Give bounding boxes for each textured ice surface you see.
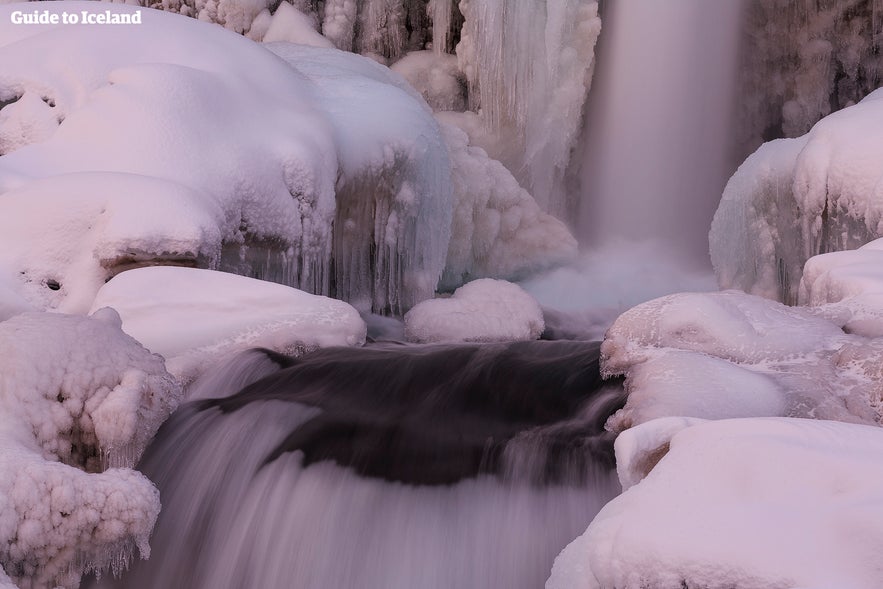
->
[0,311,180,587]
[711,89,883,304]
[404,279,544,343]
[548,417,883,589]
[90,267,366,384]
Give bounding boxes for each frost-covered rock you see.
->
[548,417,883,589]
[0,311,181,588]
[404,279,543,343]
[0,3,452,315]
[602,290,880,432]
[711,89,883,304]
[90,266,366,384]
[439,122,578,289]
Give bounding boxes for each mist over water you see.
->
[579,0,745,269]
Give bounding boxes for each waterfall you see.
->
[579,0,745,267]
[89,342,624,589]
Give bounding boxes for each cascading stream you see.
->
[90,341,624,589]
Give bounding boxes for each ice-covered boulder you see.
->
[0,310,181,588]
[799,239,883,337]
[390,51,466,112]
[404,278,544,343]
[90,266,366,384]
[601,290,880,432]
[0,3,452,315]
[711,88,883,304]
[548,417,883,589]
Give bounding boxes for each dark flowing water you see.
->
[92,340,624,589]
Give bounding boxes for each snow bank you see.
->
[602,290,880,432]
[548,417,883,589]
[90,266,366,384]
[0,311,181,588]
[404,279,543,343]
[711,88,883,304]
[0,3,452,315]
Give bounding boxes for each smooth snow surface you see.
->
[0,3,452,314]
[711,89,883,304]
[404,279,544,343]
[90,267,366,384]
[0,311,180,588]
[602,290,881,432]
[548,417,883,589]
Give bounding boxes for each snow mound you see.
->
[404,279,544,343]
[800,239,883,337]
[439,122,578,289]
[89,266,367,384]
[548,417,883,589]
[602,290,880,432]
[711,88,883,304]
[0,3,452,315]
[0,311,181,588]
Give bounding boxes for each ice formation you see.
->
[404,279,544,343]
[711,88,883,304]
[439,122,578,289]
[90,267,367,384]
[601,290,882,433]
[548,417,883,589]
[0,3,453,314]
[0,311,181,588]
[456,0,601,217]
[390,51,466,112]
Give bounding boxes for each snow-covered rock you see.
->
[0,3,451,315]
[711,88,883,304]
[800,239,883,337]
[601,290,880,432]
[404,279,543,343]
[548,417,883,589]
[390,50,466,112]
[0,311,181,588]
[90,266,366,384]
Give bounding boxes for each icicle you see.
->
[428,0,454,54]
[457,0,601,217]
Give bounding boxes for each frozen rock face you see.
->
[404,279,544,343]
[601,290,881,433]
[90,267,367,384]
[740,0,883,151]
[0,311,181,588]
[548,417,883,589]
[711,89,883,304]
[0,3,452,315]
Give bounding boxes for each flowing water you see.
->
[91,342,624,589]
